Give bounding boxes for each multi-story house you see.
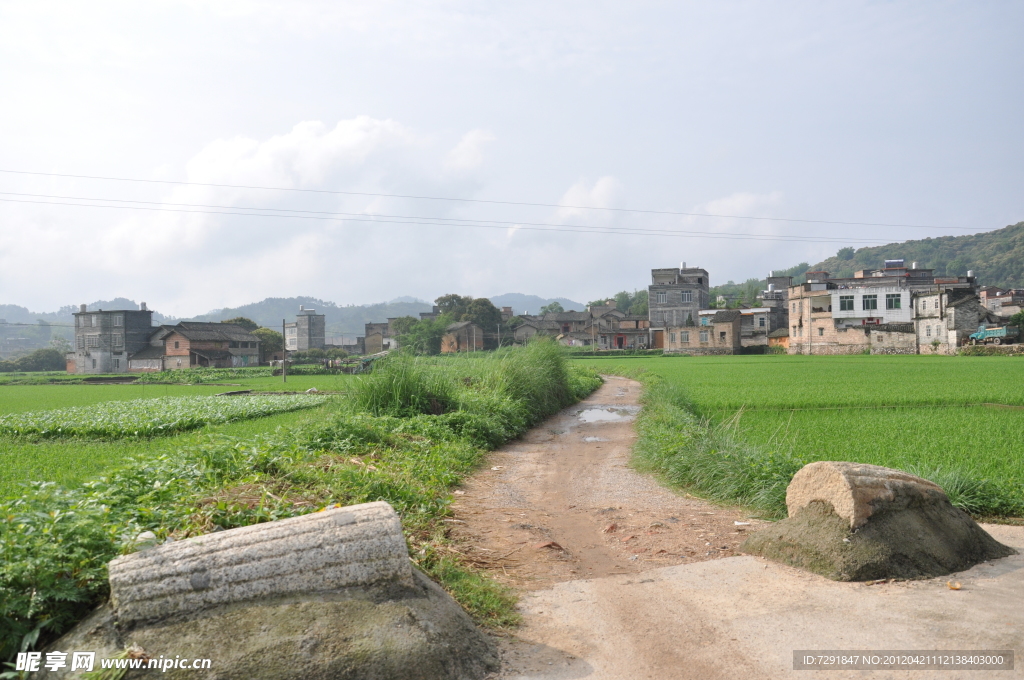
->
[648,264,710,348]
[68,303,154,373]
[285,305,326,351]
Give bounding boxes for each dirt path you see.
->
[448,376,759,588]
[450,375,1024,679]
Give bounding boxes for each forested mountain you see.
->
[712,220,1024,305]
[808,221,1024,286]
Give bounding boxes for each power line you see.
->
[0,196,896,246]
[0,168,969,230]
[0,191,892,244]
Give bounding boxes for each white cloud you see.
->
[444,129,495,171]
[553,176,623,226]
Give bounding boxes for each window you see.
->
[699,330,709,342]
[669,332,676,343]
[719,331,726,341]
[758,316,765,327]
[792,303,796,313]
[656,292,667,304]
[862,295,878,310]
[86,335,100,348]
[839,295,854,311]
[114,334,123,347]
[926,325,932,337]
[114,315,123,327]
[818,327,824,336]
[174,341,180,349]
[113,358,120,369]
[886,293,901,310]
[680,331,689,343]
[680,291,692,303]
[91,359,96,368]
[91,315,98,326]
[700,316,709,326]
[935,300,940,309]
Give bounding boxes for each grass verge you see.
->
[607,364,1024,523]
[0,341,599,663]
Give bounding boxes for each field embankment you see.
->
[0,342,600,662]
[575,355,1024,519]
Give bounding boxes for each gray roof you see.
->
[446,320,481,332]
[129,345,165,360]
[767,328,789,338]
[874,323,915,333]
[541,311,590,321]
[712,310,742,323]
[166,322,259,343]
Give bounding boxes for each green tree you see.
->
[220,317,259,331]
[1009,310,1024,329]
[837,247,855,260]
[539,301,564,315]
[394,316,449,355]
[252,327,283,362]
[434,294,473,317]
[628,290,648,316]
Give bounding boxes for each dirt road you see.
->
[450,376,1024,679]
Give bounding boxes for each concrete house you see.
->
[68,303,154,374]
[785,262,982,355]
[363,321,399,355]
[285,305,326,351]
[648,264,710,349]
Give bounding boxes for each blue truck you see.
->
[969,325,1021,345]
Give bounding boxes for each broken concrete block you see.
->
[109,501,412,625]
[744,463,1016,581]
[785,461,947,529]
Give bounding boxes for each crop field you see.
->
[576,354,1024,515]
[0,394,327,438]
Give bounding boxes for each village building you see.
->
[363,320,399,355]
[512,303,650,349]
[664,310,742,355]
[129,322,260,371]
[285,305,326,351]
[648,264,710,348]
[441,321,485,352]
[767,327,790,350]
[785,262,987,355]
[68,303,155,374]
[980,287,1024,317]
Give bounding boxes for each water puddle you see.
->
[577,405,641,423]
[583,436,608,442]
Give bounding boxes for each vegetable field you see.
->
[576,354,1024,516]
[0,395,328,438]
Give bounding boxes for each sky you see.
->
[1,1,1022,317]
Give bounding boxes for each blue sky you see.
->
[1,1,1021,316]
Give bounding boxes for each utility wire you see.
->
[0,168,969,230]
[0,196,893,245]
[0,191,890,244]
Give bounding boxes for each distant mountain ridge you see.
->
[487,293,586,315]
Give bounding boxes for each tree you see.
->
[1010,310,1024,329]
[628,290,648,316]
[252,327,283,363]
[0,348,66,372]
[221,317,259,331]
[434,294,473,317]
[539,301,564,315]
[837,247,855,261]
[394,316,449,355]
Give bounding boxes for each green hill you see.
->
[810,221,1024,287]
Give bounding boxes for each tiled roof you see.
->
[767,328,789,338]
[168,322,259,342]
[712,310,742,322]
[129,345,165,360]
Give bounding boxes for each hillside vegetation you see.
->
[809,221,1024,286]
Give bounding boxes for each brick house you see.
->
[441,321,485,352]
[135,322,260,370]
[665,310,742,355]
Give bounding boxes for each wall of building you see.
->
[664,321,740,355]
[70,309,153,374]
[649,267,710,330]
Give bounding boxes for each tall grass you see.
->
[1,340,600,662]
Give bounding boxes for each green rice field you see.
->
[576,354,1024,513]
[0,371,352,497]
